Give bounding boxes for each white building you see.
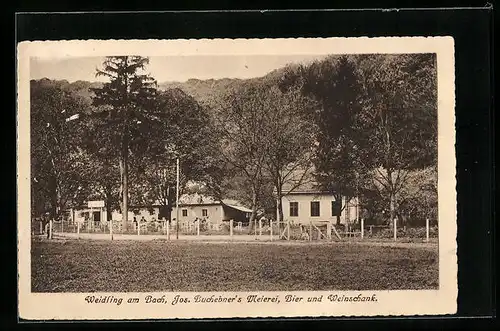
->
[67,194,252,228]
[171,193,252,224]
[280,181,359,226]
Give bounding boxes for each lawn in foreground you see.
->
[31,239,438,292]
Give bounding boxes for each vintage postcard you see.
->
[17,37,456,320]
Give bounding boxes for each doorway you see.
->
[93,211,101,227]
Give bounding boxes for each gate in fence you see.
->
[270,221,343,241]
[301,222,342,241]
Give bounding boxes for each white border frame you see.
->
[17,37,456,319]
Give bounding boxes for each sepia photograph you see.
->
[17,38,456,319]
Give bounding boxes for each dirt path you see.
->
[51,232,437,249]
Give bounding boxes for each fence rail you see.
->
[33,217,438,242]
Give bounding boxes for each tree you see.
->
[261,85,317,224]
[393,166,438,226]
[281,56,368,225]
[130,88,225,222]
[356,53,438,224]
[90,56,157,230]
[280,54,437,225]
[360,166,437,227]
[212,82,272,225]
[79,146,121,223]
[30,80,90,219]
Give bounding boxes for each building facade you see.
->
[68,194,252,228]
[279,172,360,226]
[171,194,252,224]
[171,202,251,224]
[281,192,358,226]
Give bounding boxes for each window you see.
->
[310,201,320,217]
[332,201,341,216]
[202,209,208,217]
[182,209,188,217]
[289,202,298,217]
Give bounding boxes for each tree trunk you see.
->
[389,192,395,226]
[165,206,172,223]
[166,186,172,221]
[105,196,112,225]
[121,56,130,232]
[163,193,173,222]
[276,185,284,223]
[56,183,62,219]
[49,176,58,219]
[335,194,342,225]
[120,136,129,231]
[276,194,284,238]
[123,155,128,231]
[249,189,258,230]
[277,198,283,224]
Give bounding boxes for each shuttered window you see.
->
[289,202,298,217]
[310,201,320,217]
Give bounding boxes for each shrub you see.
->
[146,222,160,233]
[220,222,230,232]
[366,225,439,239]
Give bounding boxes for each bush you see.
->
[146,222,160,233]
[367,225,439,239]
[220,222,230,232]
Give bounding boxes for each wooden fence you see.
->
[38,217,435,243]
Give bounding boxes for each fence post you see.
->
[167,221,170,241]
[270,220,273,241]
[317,226,321,240]
[361,218,364,239]
[327,223,332,240]
[49,219,53,239]
[393,218,397,241]
[309,221,312,241]
[61,219,64,233]
[287,219,290,241]
[259,219,262,237]
[77,221,80,239]
[39,221,43,235]
[197,220,200,237]
[426,218,430,243]
[230,219,233,238]
[137,222,140,236]
[370,225,373,236]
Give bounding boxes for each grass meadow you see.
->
[31,238,438,292]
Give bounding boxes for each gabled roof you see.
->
[178,193,252,212]
[178,193,218,205]
[282,180,326,194]
[222,202,253,213]
[279,167,331,195]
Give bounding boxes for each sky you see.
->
[30,55,327,83]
